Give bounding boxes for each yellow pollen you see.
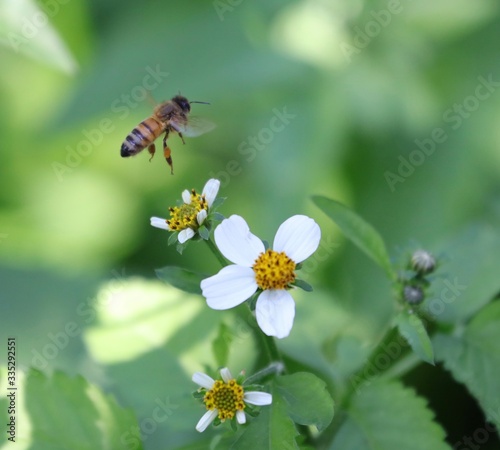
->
[253,249,296,290]
[166,189,208,231]
[203,379,245,421]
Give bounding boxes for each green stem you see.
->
[317,322,404,448]
[244,362,284,385]
[259,329,283,366]
[238,302,283,366]
[341,324,401,408]
[205,237,227,267]
[205,237,284,371]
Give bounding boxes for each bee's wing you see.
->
[170,116,216,138]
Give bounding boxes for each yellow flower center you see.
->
[253,249,296,290]
[167,190,207,231]
[203,379,245,421]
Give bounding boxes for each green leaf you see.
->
[312,196,394,278]
[275,372,334,431]
[433,301,500,430]
[212,322,232,367]
[84,279,210,364]
[212,212,226,222]
[394,312,434,365]
[21,369,142,450]
[156,266,207,294]
[168,231,179,246]
[330,381,451,450]
[0,0,77,74]
[210,197,226,210]
[174,435,233,450]
[231,389,299,450]
[293,279,313,292]
[423,224,500,323]
[198,225,210,240]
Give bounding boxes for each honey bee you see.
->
[120,95,214,173]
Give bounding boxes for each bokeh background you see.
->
[1,0,500,448]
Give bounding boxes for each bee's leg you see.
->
[178,132,186,145]
[148,143,156,162]
[163,132,174,174]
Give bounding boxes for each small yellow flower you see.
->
[151,178,220,243]
[192,368,272,432]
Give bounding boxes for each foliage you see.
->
[1,0,500,448]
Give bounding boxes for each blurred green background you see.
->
[1,0,500,448]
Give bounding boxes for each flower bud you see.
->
[411,250,436,275]
[403,285,424,305]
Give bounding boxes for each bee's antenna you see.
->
[190,100,210,105]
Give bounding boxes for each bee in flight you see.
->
[120,95,214,173]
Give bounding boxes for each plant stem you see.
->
[244,361,284,385]
[341,324,401,408]
[317,322,405,448]
[205,237,227,267]
[205,235,284,371]
[259,329,283,365]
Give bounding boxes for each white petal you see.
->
[202,179,220,207]
[273,215,321,263]
[197,209,207,226]
[150,217,169,231]
[244,391,273,406]
[178,228,195,244]
[255,290,295,339]
[214,215,264,266]
[236,410,246,424]
[201,265,257,310]
[220,367,233,383]
[195,409,218,432]
[192,372,215,390]
[182,189,191,204]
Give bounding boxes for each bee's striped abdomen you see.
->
[121,117,163,157]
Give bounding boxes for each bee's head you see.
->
[172,95,191,113]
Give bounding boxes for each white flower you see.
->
[192,367,272,432]
[411,249,436,274]
[150,178,220,243]
[201,215,321,338]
